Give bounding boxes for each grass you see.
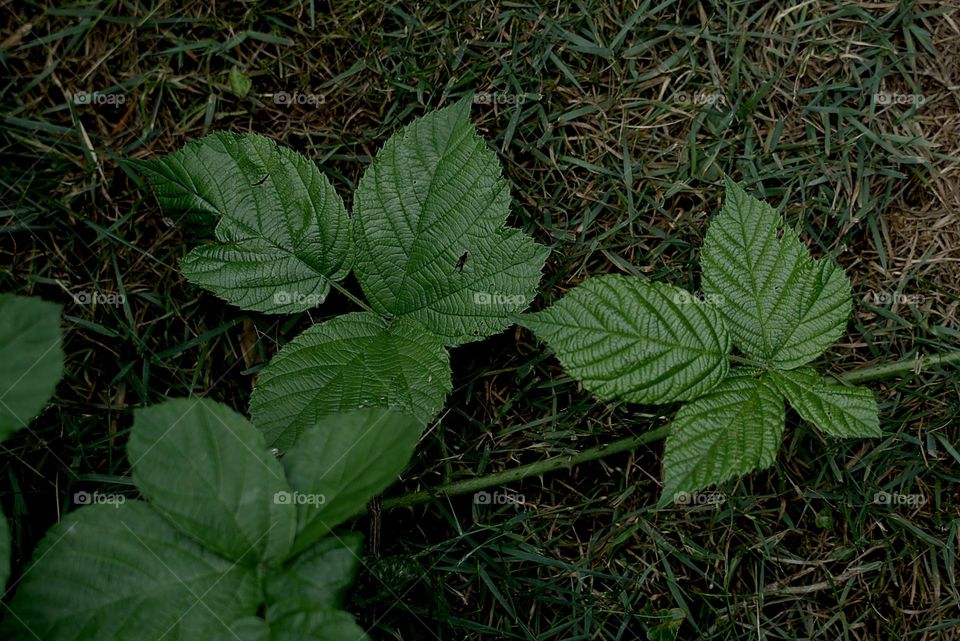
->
[1,0,959,639]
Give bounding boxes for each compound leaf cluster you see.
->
[520,178,880,505]
[2,399,421,641]
[137,96,547,448]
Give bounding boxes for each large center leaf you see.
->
[700,177,852,368]
[519,275,731,404]
[352,95,549,346]
[250,312,451,449]
[132,132,352,314]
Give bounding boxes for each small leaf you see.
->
[265,534,362,610]
[0,294,64,442]
[700,178,851,367]
[229,67,252,98]
[352,95,548,346]
[770,367,881,437]
[133,132,352,314]
[128,398,296,564]
[250,312,451,449]
[660,370,785,505]
[518,275,731,404]
[1,502,260,641]
[279,409,422,556]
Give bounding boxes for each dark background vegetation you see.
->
[1,0,959,639]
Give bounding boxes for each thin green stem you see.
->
[382,426,670,509]
[329,280,373,313]
[837,350,960,384]
[384,349,960,510]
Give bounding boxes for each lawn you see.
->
[1,1,958,639]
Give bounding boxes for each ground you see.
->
[1,1,958,639]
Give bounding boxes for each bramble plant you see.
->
[2,400,422,640]
[0,294,64,590]
[131,95,549,449]
[519,178,881,505]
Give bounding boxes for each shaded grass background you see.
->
[1,0,959,639]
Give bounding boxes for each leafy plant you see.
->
[2,399,423,641]
[519,178,880,505]
[0,294,64,588]
[132,95,548,448]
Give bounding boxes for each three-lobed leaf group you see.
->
[520,177,880,505]
[3,400,421,641]
[133,95,548,449]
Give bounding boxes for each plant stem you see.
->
[837,350,960,384]
[384,349,960,510]
[382,426,670,509]
[329,281,374,313]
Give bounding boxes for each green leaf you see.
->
[266,534,362,610]
[268,607,371,641]
[128,398,296,564]
[518,275,731,404]
[352,95,548,346]
[229,67,252,98]
[279,409,422,556]
[134,132,352,314]
[660,370,785,505]
[2,502,260,641]
[700,178,852,367]
[0,294,64,442]
[250,312,450,449]
[0,510,9,590]
[222,609,371,641]
[770,367,881,437]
